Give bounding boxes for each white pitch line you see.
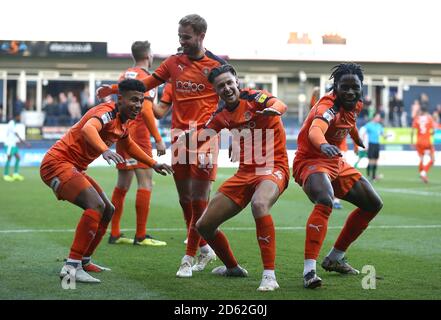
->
[376,187,441,197]
[1,225,441,234]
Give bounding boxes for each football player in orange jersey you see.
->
[411,106,435,183]
[109,41,168,247]
[292,63,383,289]
[40,79,173,283]
[192,65,289,291]
[97,14,224,277]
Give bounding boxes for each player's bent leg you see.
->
[251,180,281,291]
[174,178,197,277]
[302,173,334,288]
[196,192,242,275]
[322,177,383,275]
[110,170,133,242]
[133,168,166,245]
[187,179,212,255]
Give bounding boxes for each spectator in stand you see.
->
[433,104,441,127]
[389,92,404,127]
[420,93,430,112]
[411,99,421,121]
[81,86,93,115]
[58,92,70,125]
[68,94,82,125]
[13,96,25,117]
[43,94,59,126]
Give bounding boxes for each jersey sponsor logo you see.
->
[124,71,139,79]
[176,80,205,92]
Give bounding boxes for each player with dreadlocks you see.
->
[292,62,383,289]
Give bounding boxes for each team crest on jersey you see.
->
[148,89,156,99]
[255,92,268,104]
[124,71,138,79]
[244,111,252,121]
[202,67,210,77]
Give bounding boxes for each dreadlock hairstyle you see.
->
[329,62,364,91]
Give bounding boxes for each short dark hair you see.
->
[330,62,364,91]
[208,64,237,84]
[179,14,207,34]
[131,41,151,61]
[118,79,146,93]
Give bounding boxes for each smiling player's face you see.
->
[213,72,240,107]
[335,74,362,111]
[178,25,204,57]
[118,91,144,121]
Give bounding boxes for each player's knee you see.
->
[90,198,106,214]
[315,196,334,208]
[195,218,213,238]
[372,196,383,213]
[251,199,269,216]
[104,203,115,220]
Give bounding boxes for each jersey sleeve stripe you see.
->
[152,73,166,83]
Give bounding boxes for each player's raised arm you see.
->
[308,118,341,158]
[96,74,165,100]
[81,117,125,165]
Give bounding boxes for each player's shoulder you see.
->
[204,50,227,66]
[89,102,118,124]
[314,93,339,121]
[239,88,272,103]
[120,67,149,81]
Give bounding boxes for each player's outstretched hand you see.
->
[153,163,174,176]
[320,143,342,158]
[255,107,281,116]
[102,149,125,165]
[156,140,167,156]
[96,84,113,100]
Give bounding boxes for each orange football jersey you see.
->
[412,114,434,145]
[205,89,289,175]
[296,92,363,160]
[47,102,128,171]
[149,51,226,130]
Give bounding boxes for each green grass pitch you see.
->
[0,166,440,300]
